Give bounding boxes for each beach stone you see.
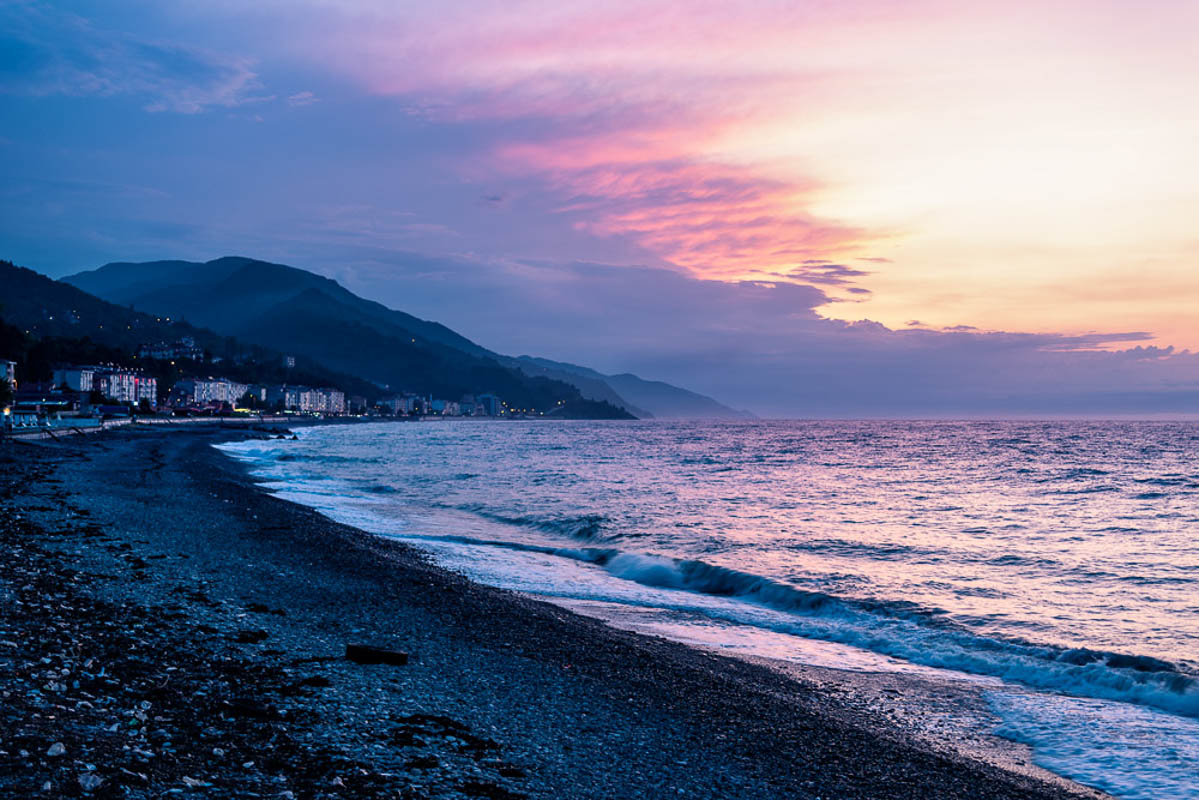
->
[0,425,1111,800]
[78,772,103,791]
[46,741,66,756]
[234,629,270,644]
[345,644,409,666]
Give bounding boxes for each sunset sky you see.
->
[3,0,1199,414]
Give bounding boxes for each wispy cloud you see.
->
[287,90,318,107]
[0,2,263,113]
[233,1,883,285]
[782,263,872,286]
[6,0,1199,404]
[222,0,1199,342]
[527,156,867,280]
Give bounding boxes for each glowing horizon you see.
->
[4,0,1199,413]
[228,0,1199,349]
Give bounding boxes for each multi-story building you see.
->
[53,367,95,392]
[134,375,158,408]
[95,370,137,404]
[325,389,346,415]
[379,393,424,415]
[298,388,321,413]
[174,377,248,406]
[0,360,15,389]
[430,399,461,416]
[52,366,157,408]
[378,395,404,415]
[476,393,503,416]
[267,385,303,411]
[297,387,346,415]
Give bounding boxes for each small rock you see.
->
[345,643,409,666]
[297,675,332,688]
[233,629,270,644]
[47,742,66,757]
[78,773,103,792]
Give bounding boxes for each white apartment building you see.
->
[298,387,346,414]
[52,366,157,407]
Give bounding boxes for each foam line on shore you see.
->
[256,506,1199,723]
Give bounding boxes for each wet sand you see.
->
[0,425,1110,799]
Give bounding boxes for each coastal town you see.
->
[0,336,511,433]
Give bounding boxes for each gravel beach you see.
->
[0,425,1111,799]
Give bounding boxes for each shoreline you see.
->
[1,425,1109,798]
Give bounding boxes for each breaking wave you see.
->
[442,504,612,541]
[397,531,1199,720]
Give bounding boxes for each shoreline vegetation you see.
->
[0,425,1108,799]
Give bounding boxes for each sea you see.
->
[216,420,1199,799]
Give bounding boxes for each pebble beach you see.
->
[0,426,1110,799]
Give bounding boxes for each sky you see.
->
[2,0,1199,416]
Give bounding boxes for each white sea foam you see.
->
[989,692,1199,800]
[214,420,1199,800]
[216,430,1199,718]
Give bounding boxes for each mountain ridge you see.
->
[0,259,383,399]
[61,257,631,417]
[69,256,489,357]
[512,356,754,420]
[64,256,747,418]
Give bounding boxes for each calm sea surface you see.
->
[218,420,1199,799]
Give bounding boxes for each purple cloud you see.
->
[294,249,1199,417]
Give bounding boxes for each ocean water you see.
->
[217,420,1199,798]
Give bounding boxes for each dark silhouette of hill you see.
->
[512,357,755,420]
[62,257,632,417]
[0,259,380,397]
[69,256,489,356]
[500,356,655,418]
[66,255,745,418]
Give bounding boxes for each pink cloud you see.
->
[248,1,898,287]
[483,145,867,277]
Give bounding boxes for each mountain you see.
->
[64,255,746,418]
[500,356,654,418]
[3,259,192,351]
[68,256,490,357]
[513,356,754,420]
[62,257,632,418]
[0,259,381,398]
